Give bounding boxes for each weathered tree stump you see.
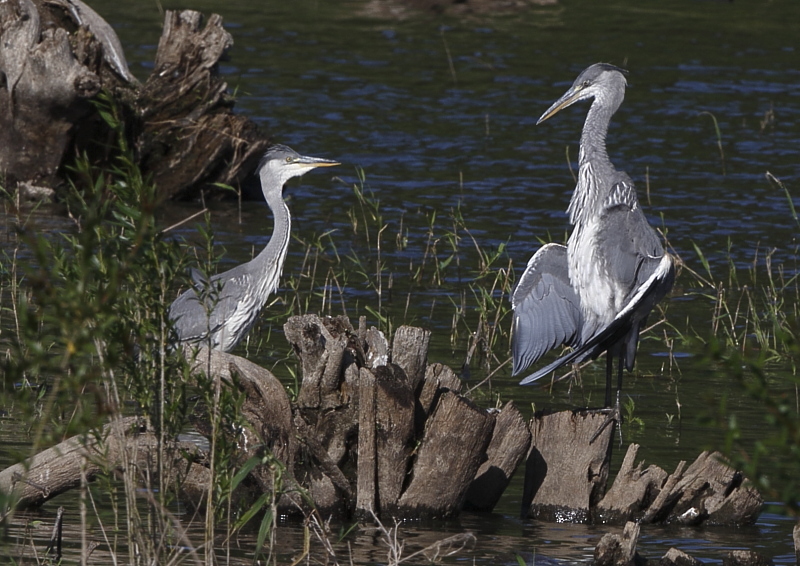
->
[374,364,416,515]
[136,10,270,200]
[397,391,494,517]
[598,444,762,526]
[464,401,531,512]
[0,314,763,530]
[597,443,668,523]
[280,314,531,519]
[390,325,431,392]
[522,410,614,522]
[0,1,270,200]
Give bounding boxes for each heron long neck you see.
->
[567,97,617,227]
[252,188,291,301]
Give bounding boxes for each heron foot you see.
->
[589,403,621,444]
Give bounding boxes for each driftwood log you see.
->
[0,0,269,200]
[0,417,204,508]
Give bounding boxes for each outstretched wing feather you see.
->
[511,243,582,375]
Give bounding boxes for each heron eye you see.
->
[285,156,294,163]
[582,80,591,88]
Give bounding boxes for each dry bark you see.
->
[597,443,668,523]
[522,410,614,523]
[464,401,531,512]
[390,325,431,392]
[397,391,494,517]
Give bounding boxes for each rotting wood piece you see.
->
[662,451,762,526]
[283,314,356,409]
[134,9,272,201]
[596,445,762,527]
[522,410,614,523]
[355,367,377,518]
[593,521,642,566]
[374,363,416,515]
[187,346,296,493]
[597,443,668,523]
[0,0,105,189]
[390,325,431,392]
[464,401,531,512]
[794,522,800,566]
[398,391,494,518]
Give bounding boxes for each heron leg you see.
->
[591,355,623,444]
[604,354,614,408]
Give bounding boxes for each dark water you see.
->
[3,0,800,563]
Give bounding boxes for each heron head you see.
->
[259,144,339,188]
[537,63,628,125]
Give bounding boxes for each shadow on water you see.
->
[2,0,800,563]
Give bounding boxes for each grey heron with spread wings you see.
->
[169,144,339,352]
[511,63,675,415]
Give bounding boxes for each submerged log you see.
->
[0,1,270,200]
[593,521,641,566]
[592,523,712,566]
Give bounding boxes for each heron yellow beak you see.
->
[536,85,586,125]
[296,155,340,169]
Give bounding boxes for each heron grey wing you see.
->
[169,270,243,345]
[597,181,666,299]
[518,253,674,386]
[512,243,583,376]
[169,288,220,344]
